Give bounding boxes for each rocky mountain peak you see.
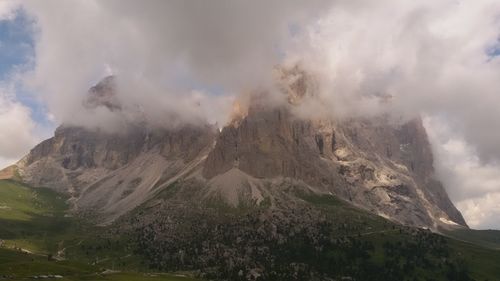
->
[274,65,318,105]
[83,75,121,111]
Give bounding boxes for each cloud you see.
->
[455,193,500,230]
[21,0,332,129]
[0,1,19,21]
[425,115,500,229]
[0,86,39,168]
[288,0,500,163]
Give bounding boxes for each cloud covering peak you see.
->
[21,0,332,129]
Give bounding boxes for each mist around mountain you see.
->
[0,73,499,281]
[7,71,466,229]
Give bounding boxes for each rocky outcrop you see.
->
[83,75,121,111]
[0,165,18,180]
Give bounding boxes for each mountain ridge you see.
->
[2,72,466,230]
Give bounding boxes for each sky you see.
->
[0,2,52,169]
[0,0,500,229]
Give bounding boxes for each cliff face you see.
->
[201,101,466,228]
[4,74,466,228]
[14,77,218,222]
[16,124,216,222]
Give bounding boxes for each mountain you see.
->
[5,71,465,229]
[2,71,498,281]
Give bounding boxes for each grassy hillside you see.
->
[0,247,198,281]
[1,179,500,280]
[0,180,200,280]
[442,227,500,249]
[126,188,500,281]
[299,193,500,281]
[0,179,75,253]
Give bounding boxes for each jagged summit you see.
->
[2,74,466,229]
[274,65,318,105]
[83,75,121,111]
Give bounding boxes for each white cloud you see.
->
[0,1,19,21]
[286,0,500,162]
[455,193,500,230]
[425,116,500,229]
[20,0,332,129]
[0,157,18,169]
[0,87,39,169]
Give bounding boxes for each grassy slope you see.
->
[0,180,199,281]
[300,193,500,281]
[0,247,197,280]
[442,227,500,249]
[448,238,500,280]
[0,179,74,253]
[1,179,500,280]
[438,228,500,280]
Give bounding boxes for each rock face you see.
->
[5,74,466,229]
[17,124,216,222]
[202,100,466,228]
[14,77,218,222]
[83,75,121,111]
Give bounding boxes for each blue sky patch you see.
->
[0,8,35,80]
